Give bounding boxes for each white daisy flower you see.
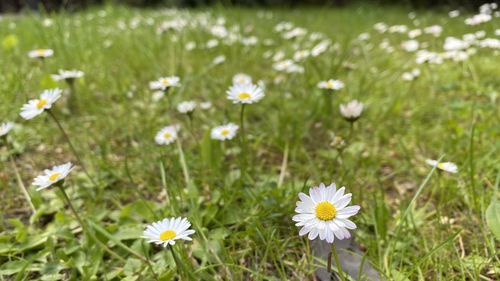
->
[51,69,84,82]
[226,83,264,104]
[0,122,14,137]
[143,217,195,248]
[177,101,197,114]
[155,125,180,145]
[340,100,364,122]
[212,55,226,65]
[425,159,458,174]
[149,76,181,91]
[317,79,345,91]
[20,88,62,120]
[28,48,54,58]
[211,123,239,141]
[232,73,252,85]
[200,102,212,110]
[32,162,74,190]
[152,91,165,102]
[292,183,360,243]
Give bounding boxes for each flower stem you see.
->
[48,110,98,188]
[9,155,36,214]
[331,243,347,281]
[176,137,191,186]
[239,104,247,184]
[169,246,196,280]
[56,184,125,262]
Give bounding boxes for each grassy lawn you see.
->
[0,3,499,280]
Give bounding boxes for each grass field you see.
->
[0,3,499,280]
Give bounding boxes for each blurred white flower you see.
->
[155,125,180,145]
[177,101,197,114]
[51,69,84,82]
[20,88,62,120]
[232,73,252,85]
[28,48,54,58]
[425,159,458,174]
[449,10,460,18]
[212,55,226,65]
[317,79,344,91]
[32,162,73,190]
[401,40,419,52]
[149,76,180,91]
[0,122,14,137]
[340,100,364,122]
[211,123,239,141]
[200,102,212,110]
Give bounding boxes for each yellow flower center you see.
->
[315,201,336,221]
[35,49,45,56]
[49,172,60,181]
[161,79,170,86]
[163,132,172,139]
[36,99,47,109]
[238,92,251,100]
[326,82,334,89]
[159,230,176,241]
[220,129,230,136]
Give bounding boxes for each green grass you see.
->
[0,4,499,280]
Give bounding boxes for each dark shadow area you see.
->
[0,0,494,13]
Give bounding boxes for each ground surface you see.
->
[0,4,499,280]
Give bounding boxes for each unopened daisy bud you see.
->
[155,125,180,145]
[211,123,239,141]
[317,79,344,91]
[293,183,360,243]
[0,122,14,137]
[177,101,197,114]
[143,217,195,248]
[425,159,458,174]
[32,162,74,191]
[28,48,54,59]
[20,88,62,120]
[339,100,364,122]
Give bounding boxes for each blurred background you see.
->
[0,0,495,13]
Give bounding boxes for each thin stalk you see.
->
[331,243,348,281]
[239,104,247,184]
[9,155,36,214]
[175,138,191,186]
[48,110,98,188]
[169,246,196,280]
[56,184,125,262]
[277,142,289,188]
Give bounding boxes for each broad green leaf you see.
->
[486,199,500,239]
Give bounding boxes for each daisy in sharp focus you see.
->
[317,79,345,91]
[28,49,54,59]
[20,88,62,120]
[143,217,195,248]
[226,83,264,104]
[425,159,458,174]
[211,123,239,141]
[155,125,180,145]
[32,162,74,191]
[0,122,14,137]
[293,183,360,243]
[149,76,181,91]
[339,100,364,122]
[51,69,84,82]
